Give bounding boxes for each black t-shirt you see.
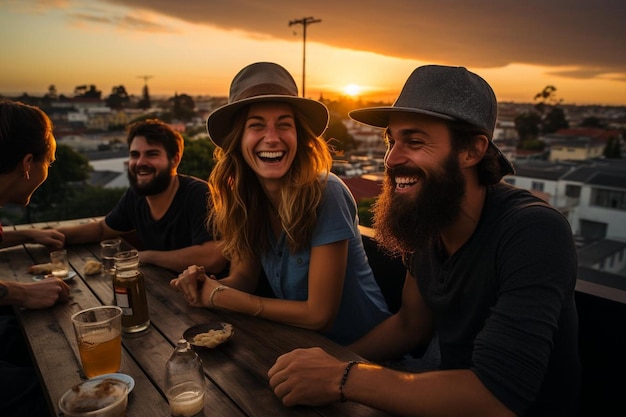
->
[408,182,580,416]
[105,175,212,251]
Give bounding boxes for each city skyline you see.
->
[1,0,625,106]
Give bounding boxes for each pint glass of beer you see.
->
[71,306,123,378]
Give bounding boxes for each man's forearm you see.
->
[343,365,515,417]
[0,281,23,306]
[0,230,29,248]
[57,220,106,244]
[140,243,227,274]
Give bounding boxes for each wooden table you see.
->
[1,220,392,417]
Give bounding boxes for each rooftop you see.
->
[577,239,626,268]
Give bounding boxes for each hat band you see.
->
[233,83,296,101]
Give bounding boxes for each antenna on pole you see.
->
[137,75,153,86]
[288,17,321,98]
[137,76,154,110]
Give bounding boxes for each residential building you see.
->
[504,161,576,209]
[543,128,621,162]
[560,159,626,241]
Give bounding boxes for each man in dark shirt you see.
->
[58,119,227,274]
[268,65,580,416]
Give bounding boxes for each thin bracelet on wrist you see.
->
[208,285,227,308]
[339,360,362,402]
[252,297,264,316]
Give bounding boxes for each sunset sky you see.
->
[1,0,625,105]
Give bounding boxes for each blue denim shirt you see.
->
[260,174,390,345]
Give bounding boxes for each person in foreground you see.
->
[0,99,71,305]
[268,65,580,416]
[0,100,65,250]
[56,119,227,274]
[171,62,390,346]
[0,99,70,416]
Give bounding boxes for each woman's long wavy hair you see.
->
[208,105,332,262]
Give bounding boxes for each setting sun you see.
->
[343,83,362,97]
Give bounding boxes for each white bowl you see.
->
[58,378,128,417]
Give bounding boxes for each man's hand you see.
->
[268,347,346,407]
[1,228,65,249]
[29,228,65,249]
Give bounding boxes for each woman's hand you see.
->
[170,265,220,307]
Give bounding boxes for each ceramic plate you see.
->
[89,373,135,393]
[183,322,234,349]
[32,271,76,282]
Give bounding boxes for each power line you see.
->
[288,17,321,98]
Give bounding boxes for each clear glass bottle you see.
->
[165,339,206,417]
[113,249,150,333]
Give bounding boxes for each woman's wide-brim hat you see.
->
[207,62,329,147]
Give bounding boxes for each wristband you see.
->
[339,360,361,402]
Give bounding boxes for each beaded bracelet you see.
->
[339,360,361,402]
[209,285,227,308]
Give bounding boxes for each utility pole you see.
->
[137,75,153,86]
[137,75,153,110]
[288,17,321,98]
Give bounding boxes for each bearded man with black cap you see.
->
[268,65,580,417]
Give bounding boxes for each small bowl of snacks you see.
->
[183,322,234,349]
[58,377,128,417]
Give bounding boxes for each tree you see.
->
[105,85,130,110]
[137,84,151,110]
[44,85,58,100]
[49,186,127,221]
[168,93,196,121]
[74,84,102,99]
[27,144,92,221]
[543,107,569,134]
[603,136,622,159]
[324,118,358,154]
[514,111,542,148]
[533,85,568,134]
[580,117,604,128]
[357,197,376,227]
[177,137,217,181]
[533,85,561,114]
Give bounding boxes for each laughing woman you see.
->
[171,62,390,346]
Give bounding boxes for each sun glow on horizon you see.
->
[1,5,625,106]
[342,83,362,97]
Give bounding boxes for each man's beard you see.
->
[127,164,173,196]
[372,152,466,256]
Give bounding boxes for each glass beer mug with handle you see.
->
[165,339,206,417]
